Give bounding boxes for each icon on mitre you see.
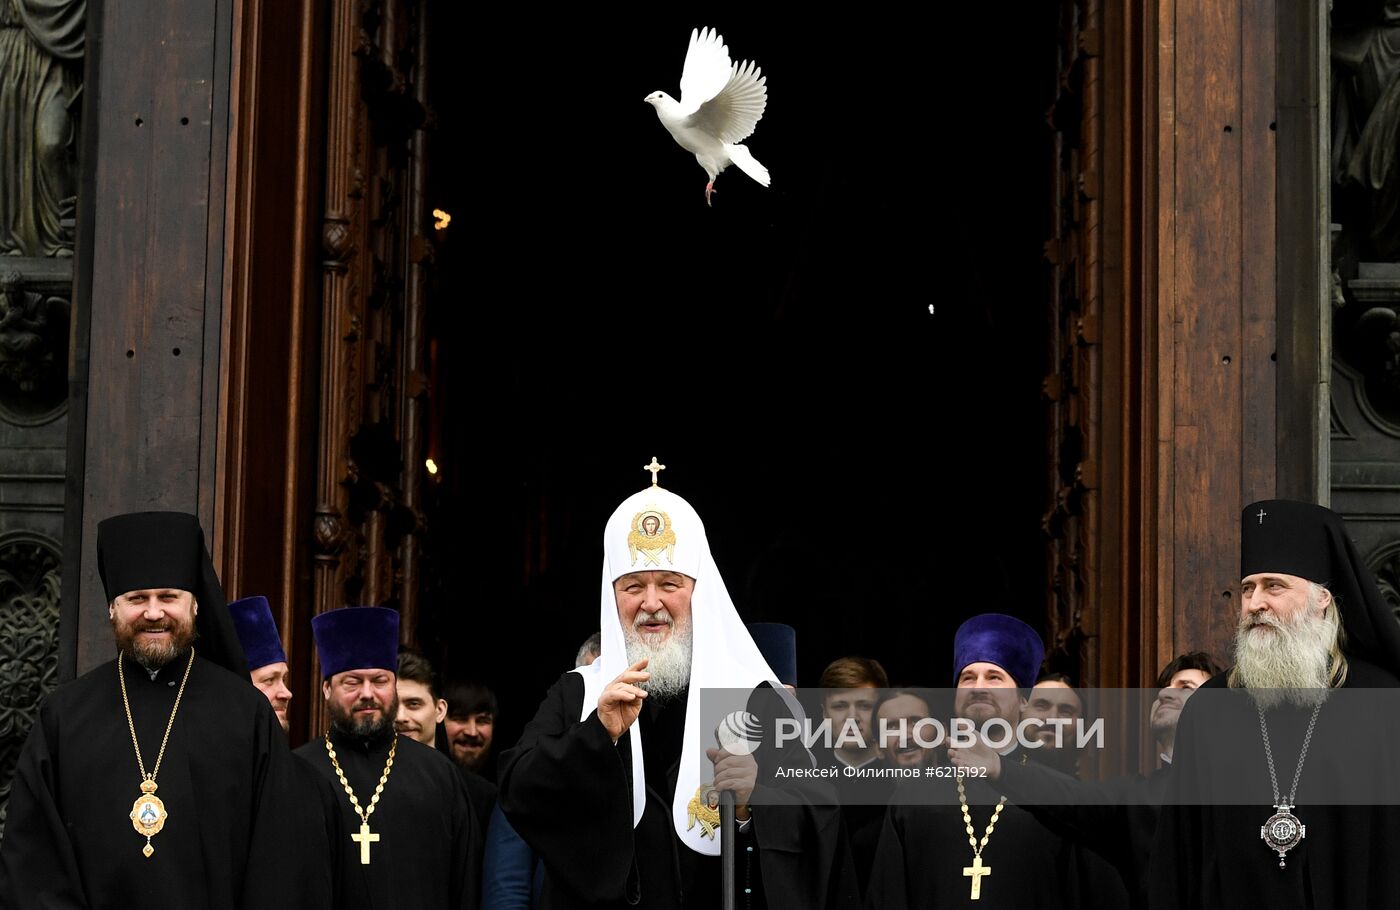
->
[628,508,676,567]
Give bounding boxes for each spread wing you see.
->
[688,58,767,143]
[678,27,733,115]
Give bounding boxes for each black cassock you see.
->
[1149,657,1400,910]
[499,673,857,910]
[0,652,312,910]
[865,767,1130,910]
[295,729,479,910]
[456,766,497,837]
[995,755,1169,910]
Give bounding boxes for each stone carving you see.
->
[1334,3,1400,257]
[1357,304,1400,395]
[0,270,69,423]
[1333,4,1400,419]
[0,533,61,831]
[0,0,86,258]
[1368,541,1400,620]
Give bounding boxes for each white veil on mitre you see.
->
[572,482,779,855]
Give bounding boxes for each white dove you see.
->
[644,27,770,206]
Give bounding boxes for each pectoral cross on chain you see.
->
[352,821,380,864]
[963,855,991,900]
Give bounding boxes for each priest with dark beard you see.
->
[499,465,856,909]
[294,605,480,910]
[1149,500,1400,909]
[0,511,307,909]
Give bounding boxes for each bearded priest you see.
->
[294,605,479,909]
[1149,500,1400,909]
[498,462,856,909]
[0,511,307,909]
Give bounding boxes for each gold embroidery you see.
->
[628,507,676,567]
[686,783,721,839]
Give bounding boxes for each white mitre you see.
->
[573,468,779,855]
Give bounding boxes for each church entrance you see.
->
[419,6,1059,748]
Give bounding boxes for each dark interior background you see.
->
[420,6,1060,768]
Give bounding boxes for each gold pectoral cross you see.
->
[963,855,991,900]
[352,821,380,864]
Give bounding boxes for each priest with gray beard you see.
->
[1149,500,1400,910]
[499,465,856,909]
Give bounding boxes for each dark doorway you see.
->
[424,7,1059,758]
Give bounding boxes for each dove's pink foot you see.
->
[705,181,717,207]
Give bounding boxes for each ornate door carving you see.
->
[1045,0,1105,684]
[310,0,432,727]
[1332,1,1400,617]
[0,0,84,831]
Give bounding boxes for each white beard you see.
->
[1233,594,1338,709]
[623,612,692,704]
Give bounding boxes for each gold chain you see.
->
[957,778,1006,858]
[325,733,397,824]
[119,649,195,783]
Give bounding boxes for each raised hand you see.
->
[597,658,650,742]
[947,736,1003,781]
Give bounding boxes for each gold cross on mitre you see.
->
[643,457,666,487]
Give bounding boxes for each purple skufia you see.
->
[952,613,1045,690]
[227,595,287,671]
[312,606,400,678]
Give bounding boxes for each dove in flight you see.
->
[644,27,770,207]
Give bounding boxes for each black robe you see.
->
[865,760,1130,910]
[801,748,898,900]
[1148,657,1400,909]
[499,672,857,910]
[0,652,310,910]
[457,765,498,837]
[996,754,1170,909]
[295,728,480,910]
[293,754,341,910]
